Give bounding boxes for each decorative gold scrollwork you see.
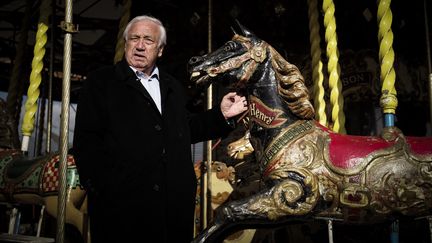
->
[247,168,319,220]
[340,185,369,208]
[274,168,319,215]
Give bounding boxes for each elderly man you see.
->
[73,15,247,242]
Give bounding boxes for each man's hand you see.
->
[220,92,248,119]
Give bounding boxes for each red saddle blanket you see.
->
[325,128,432,169]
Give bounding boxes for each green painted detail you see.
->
[261,120,314,168]
[67,167,81,188]
[18,166,42,190]
[0,156,12,188]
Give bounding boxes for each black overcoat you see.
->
[73,60,232,242]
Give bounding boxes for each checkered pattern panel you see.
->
[42,155,76,193]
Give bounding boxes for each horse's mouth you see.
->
[228,150,237,158]
[190,70,218,85]
[228,149,244,160]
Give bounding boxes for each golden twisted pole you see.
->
[114,0,131,64]
[322,0,346,134]
[21,0,51,152]
[307,0,327,126]
[377,0,397,126]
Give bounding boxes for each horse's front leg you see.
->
[192,189,274,243]
[192,169,320,243]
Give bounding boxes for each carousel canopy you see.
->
[0,0,429,105]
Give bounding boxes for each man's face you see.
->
[124,20,164,75]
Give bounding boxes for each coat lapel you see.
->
[159,71,176,116]
[115,60,161,114]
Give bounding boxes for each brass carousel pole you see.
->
[202,0,214,228]
[57,0,77,241]
[46,1,56,153]
[114,0,131,64]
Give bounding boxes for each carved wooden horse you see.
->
[227,131,254,160]
[188,24,432,242]
[0,99,88,241]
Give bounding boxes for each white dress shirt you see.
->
[130,66,162,113]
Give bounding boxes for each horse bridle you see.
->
[207,35,269,88]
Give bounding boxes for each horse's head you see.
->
[227,131,254,160]
[188,22,315,120]
[188,22,267,91]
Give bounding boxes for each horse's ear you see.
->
[231,26,238,35]
[235,19,255,38]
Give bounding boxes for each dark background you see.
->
[0,0,430,136]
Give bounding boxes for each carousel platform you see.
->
[0,234,54,243]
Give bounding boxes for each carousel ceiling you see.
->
[0,0,430,105]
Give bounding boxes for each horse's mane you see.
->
[268,46,315,119]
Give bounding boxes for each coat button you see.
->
[153,184,160,191]
[154,124,162,131]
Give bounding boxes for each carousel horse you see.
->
[188,23,432,242]
[0,98,88,241]
[227,131,254,160]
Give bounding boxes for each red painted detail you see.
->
[249,96,286,127]
[406,137,432,155]
[347,193,362,202]
[263,158,279,177]
[328,132,396,169]
[327,130,432,169]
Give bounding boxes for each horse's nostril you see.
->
[189,56,201,65]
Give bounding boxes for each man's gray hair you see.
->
[123,15,167,48]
